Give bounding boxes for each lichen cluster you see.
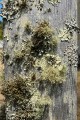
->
[2,0,61,22]
[3,21,66,120]
[31,21,58,57]
[64,42,78,67]
[48,0,61,5]
[2,0,28,21]
[58,27,73,42]
[58,20,78,42]
[34,54,66,83]
[2,75,51,120]
[0,50,3,63]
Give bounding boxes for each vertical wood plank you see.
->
[3,0,77,120]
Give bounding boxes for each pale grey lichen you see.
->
[58,27,73,42]
[64,42,78,67]
[48,0,61,5]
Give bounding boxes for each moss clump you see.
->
[34,54,66,84]
[31,21,58,57]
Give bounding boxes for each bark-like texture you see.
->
[3,0,77,120]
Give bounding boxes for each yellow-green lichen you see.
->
[3,19,67,119]
[0,50,3,63]
[34,54,66,84]
[2,75,51,120]
[31,21,58,57]
[20,17,32,29]
[14,40,32,60]
[14,49,25,60]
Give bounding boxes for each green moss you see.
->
[3,19,67,119]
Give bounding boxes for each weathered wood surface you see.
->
[78,0,80,55]
[3,0,77,120]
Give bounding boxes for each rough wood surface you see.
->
[3,0,77,120]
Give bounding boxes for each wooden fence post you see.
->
[3,0,77,120]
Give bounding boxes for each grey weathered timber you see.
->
[77,0,80,67]
[3,0,77,120]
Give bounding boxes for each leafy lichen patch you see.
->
[34,54,66,84]
[48,0,61,5]
[31,21,58,57]
[2,75,52,120]
[58,27,73,42]
[13,39,32,60]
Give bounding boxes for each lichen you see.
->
[58,27,73,42]
[64,42,78,67]
[3,19,67,119]
[39,0,61,5]
[2,0,27,21]
[2,75,51,120]
[48,0,61,5]
[13,40,32,60]
[14,50,25,60]
[2,0,62,22]
[0,50,3,63]
[31,21,58,57]
[34,54,66,84]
